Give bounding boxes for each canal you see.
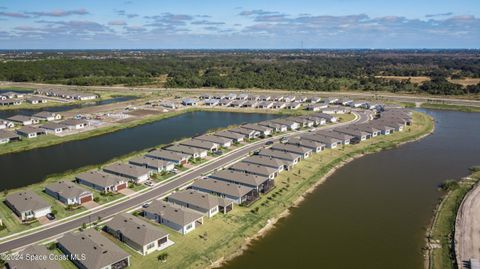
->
[0,95,137,119]
[222,109,480,269]
[0,111,281,191]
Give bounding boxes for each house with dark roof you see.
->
[7,115,36,126]
[32,111,62,121]
[241,155,286,172]
[315,130,353,145]
[270,143,312,159]
[229,127,260,139]
[209,169,274,193]
[0,129,20,144]
[168,189,230,217]
[179,139,219,152]
[300,134,341,149]
[144,200,204,235]
[145,149,189,165]
[76,171,128,193]
[7,245,62,269]
[190,178,257,205]
[58,229,130,269]
[104,213,171,256]
[4,191,51,221]
[257,149,300,166]
[40,122,68,134]
[45,181,93,205]
[214,130,244,143]
[129,156,174,173]
[164,144,208,159]
[241,123,273,137]
[286,138,325,153]
[229,162,278,179]
[16,126,46,138]
[103,163,151,183]
[60,119,88,130]
[195,134,232,148]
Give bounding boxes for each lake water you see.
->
[222,109,480,269]
[0,111,280,191]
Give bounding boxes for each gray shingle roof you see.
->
[7,245,62,269]
[45,181,91,199]
[103,163,150,179]
[58,229,130,269]
[191,178,253,198]
[168,189,220,210]
[144,200,203,226]
[210,169,269,187]
[106,213,168,246]
[5,191,50,213]
[75,171,126,188]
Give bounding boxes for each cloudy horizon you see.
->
[0,0,479,49]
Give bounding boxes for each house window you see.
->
[186,223,193,230]
[146,242,155,250]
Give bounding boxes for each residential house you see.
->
[104,214,171,256]
[16,126,46,138]
[305,104,328,111]
[0,120,14,129]
[286,138,325,153]
[258,95,271,101]
[308,96,322,103]
[5,191,51,221]
[226,93,237,100]
[258,121,288,132]
[214,130,244,143]
[241,123,273,137]
[7,245,62,269]
[369,122,395,135]
[334,127,370,143]
[257,149,300,166]
[286,102,302,110]
[8,115,36,126]
[315,130,353,145]
[195,134,232,148]
[229,100,246,107]
[179,139,219,152]
[60,119,88,130]
[246,95,259,101]
[313,112,338,123]
[300,134,341,149]
[40,122,68,134]
[283,96,296,102]
[103,163,151,183]
[236,93,248,100]
[229,127,260,139]
[45,181,93,205]
[168,189,227,217]
[273,95,284,101]
[354,124,382,137]
[26,96,48,104]
[0,99,22,106]
[76,171,128,193]
[181,98,198,106]
[129,156,174,173]
[210,169,274,193]
[144,200,204,235]
[33,111,62,121]
[164,144,208,159]
[58,229,130,269]
[257,101,274,109]
[190,178,257,205]
[0,129,20,144]
[145,149,189,165]
[203,99,219,106]
[242,155,286,171]
[218,99,233,106]
[270,143,312,159]
[271,119,300,130]
[271,102,286,109]
[229,162,278,179]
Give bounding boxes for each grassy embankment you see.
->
[420,103,480,113]
[426,169,480,269]
[81,111,432,269]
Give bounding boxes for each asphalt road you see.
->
[0,111,369,253]
[455,181,480,268]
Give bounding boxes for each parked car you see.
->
[266,141,274,145]
[46,213,56,220]
[144,181,154,187]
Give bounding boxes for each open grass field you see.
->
[101,111,433,269]
[375,75,431,84]
[426,172,480,269]
[420,103,480,113]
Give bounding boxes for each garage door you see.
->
[80,195,92,203]
[116,183,127,190]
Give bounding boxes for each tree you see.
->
[157,253,169,263]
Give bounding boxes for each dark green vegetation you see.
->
[0,50,479,95]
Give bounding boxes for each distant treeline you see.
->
[0,51,479,95]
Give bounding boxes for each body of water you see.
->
[222,109,480,269]
[0,111,280,191]
[0,95,136,119]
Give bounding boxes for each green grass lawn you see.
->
[427,172,480,269]
[421,103,480,113]
[103,111,434,269]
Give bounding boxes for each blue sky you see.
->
[0,0,479,49]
